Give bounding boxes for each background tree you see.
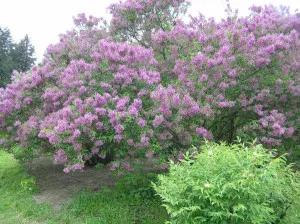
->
[11,34,36,73]
[0,27,36,87]
[0,27,14,87]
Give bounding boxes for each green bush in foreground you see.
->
[153,141,300,224]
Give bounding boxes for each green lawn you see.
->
[0,150,168,224]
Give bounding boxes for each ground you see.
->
[27,156,117,209]
[26,155,161,209]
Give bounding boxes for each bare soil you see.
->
[26,156,160,209]
[26,156,117,209]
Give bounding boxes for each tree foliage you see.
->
[0,27,36,87]
[10,34,36,73]
[0,27,14,87]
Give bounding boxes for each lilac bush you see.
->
[150,5,300,155]
[0,1,299,171]
[0,14,161,171]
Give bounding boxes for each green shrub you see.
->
[115,172,159,200]
[153,141,300,224]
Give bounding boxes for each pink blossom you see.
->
[109,162,120,171]
[122,162,134,171]
[177,152,184,160]
[196,127,213,140]
[54,149,67,163]
[199,74,208,82]
[14,121,21,127]
[98,154,106,159]
[153,115,164,127]
[137,117,147,127]
[145,151,154,159]
[92,148,99,154]
[128,150,136,156]
[72,163,84,171]
[96,140,104,147]
[161,163,169,170]
[73,129,81,137]
[63,167,71,173]
[284,127,295,138]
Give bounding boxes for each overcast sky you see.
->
[0,0,298,63]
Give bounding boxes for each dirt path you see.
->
[26,156,161,209]
[27,156,117,209]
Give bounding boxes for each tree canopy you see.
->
[0,27,36,87]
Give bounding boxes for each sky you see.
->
[0,0,298,63]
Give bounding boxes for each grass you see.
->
[0,149,169,224]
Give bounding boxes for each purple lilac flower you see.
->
[137,118,147,127]
[98,154,106,159]
[14,120,21,127]
[145,151,154,159]
[109,162,120,171]
[177,152,184,160]
[153,115,164,127]
[196,127,213,140]
[54,149,67,163]
[128,150,136,156]
[73,129,81,137]
[199,74,208,82]
[72,163,84,171]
